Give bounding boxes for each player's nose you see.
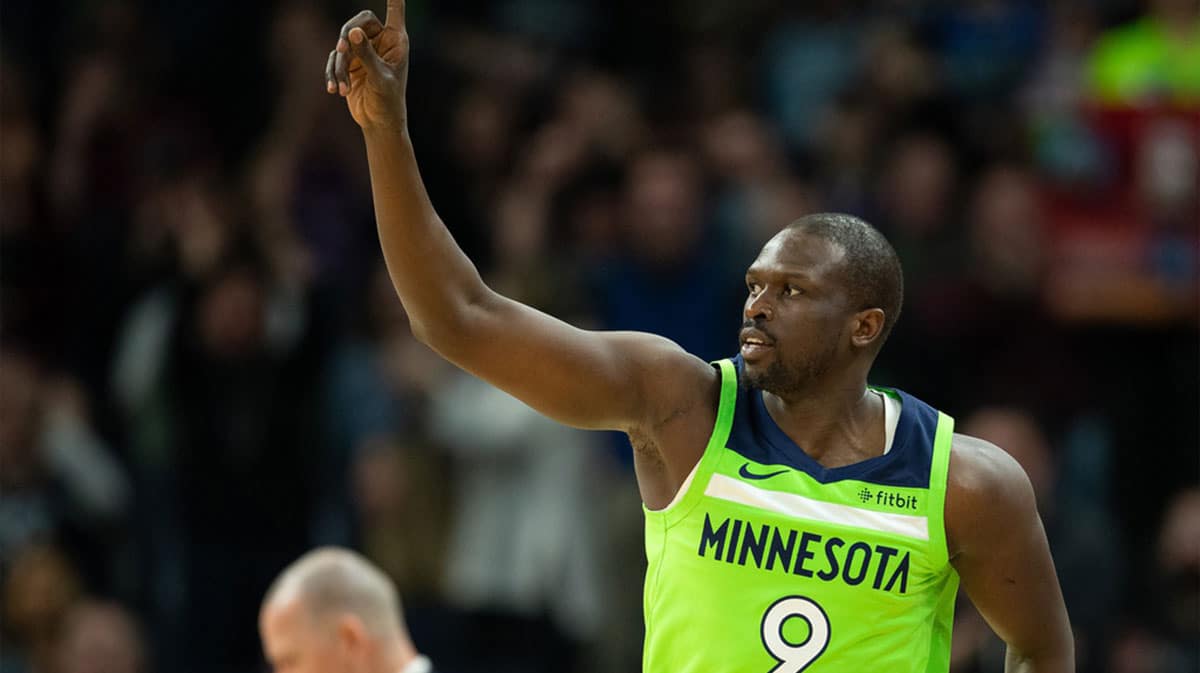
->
[744,291,775,321]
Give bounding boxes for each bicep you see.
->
[424,289,715,432]
[947,438,1074,670]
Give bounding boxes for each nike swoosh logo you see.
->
[738,463,789,481]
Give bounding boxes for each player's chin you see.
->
[741,360,773,390]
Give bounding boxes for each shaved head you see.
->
[263,547,403,638]
[786,213,903,343]
[259,548,418,673]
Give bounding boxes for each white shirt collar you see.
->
[400,655,433,673]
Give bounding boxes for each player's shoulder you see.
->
[944,433,1039,557]
[611,330,716,377]
[947,433,1033,500]
[607,331,718,396]
[605,330,720,423]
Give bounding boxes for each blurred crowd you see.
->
[0,0,1197,672]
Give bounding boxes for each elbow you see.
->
[408,315,459,354]
[407,287,496,354]
[407,315,439,347]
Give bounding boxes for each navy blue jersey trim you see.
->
[725,355,937,488]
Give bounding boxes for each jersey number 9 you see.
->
[761,596,830,672]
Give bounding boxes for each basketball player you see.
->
[322,3,1074,671]
[259,547,433,673]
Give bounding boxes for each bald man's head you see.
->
[263,547,403,637]
[260,548,415,673]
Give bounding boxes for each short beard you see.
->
[742,340,839,399]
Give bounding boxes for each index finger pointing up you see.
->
[385,0,405,29]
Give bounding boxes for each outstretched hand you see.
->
[325,1,410,130]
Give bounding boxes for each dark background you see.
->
[1,1,1197,672]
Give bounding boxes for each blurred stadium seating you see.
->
[0,1,1196,672]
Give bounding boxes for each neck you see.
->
[762,375,884,468]
[378,635,420,673]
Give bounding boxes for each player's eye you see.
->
[747,281,762,294]
[785,285,805,297]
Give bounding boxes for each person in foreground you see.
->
[322,3,1074,671]
[259,547,433,673]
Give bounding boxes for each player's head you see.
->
[740,213,903,397]
[259,547,416,673]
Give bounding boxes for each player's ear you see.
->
[335,614,368,654]
[849,308,885,349]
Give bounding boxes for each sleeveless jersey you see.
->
[643,356,959,673]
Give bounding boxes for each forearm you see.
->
[361,125,490,340]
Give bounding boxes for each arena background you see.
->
[0,0,1197,672]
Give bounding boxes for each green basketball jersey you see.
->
[643,357,959,672]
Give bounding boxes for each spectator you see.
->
[590,148,742,363]
[759,5,864,150]
[113,234,325,672]
[316,263,418,547]
[871,132,960,291]
[905,164,1084,419]
[1087,0,1200,106]
[54,600,146,673]
[1106,488,1200,673]
[0,347,131,584]
[420,185,609,673]
[928,0,1045,100]
[1148,488,1200,669]
[350,436,449,607]
[701,109,818,254]
[0,545,83,673]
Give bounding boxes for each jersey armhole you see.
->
[644,358,738,528]
[927,411,956,568]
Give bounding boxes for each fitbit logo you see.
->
[858,488,919,510]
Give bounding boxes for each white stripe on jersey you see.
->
[704,473,929,541]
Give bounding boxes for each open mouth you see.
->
[739,330,774,360]
[740,341,773,359]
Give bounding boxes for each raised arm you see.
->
[945,435,1075,673]
[322,4,716,440]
